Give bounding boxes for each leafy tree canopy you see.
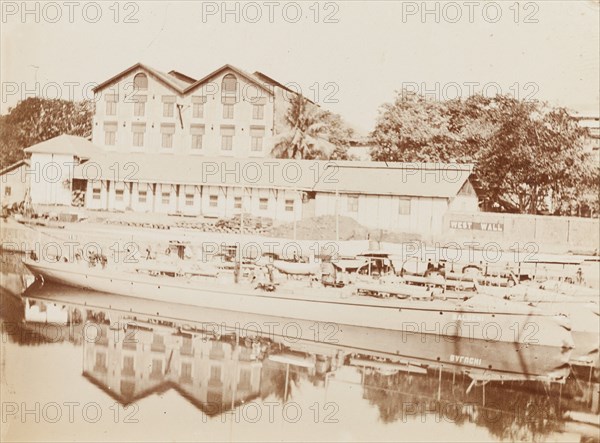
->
[0,97,93,169]
[271,95,354,160]
[371,91,598,215]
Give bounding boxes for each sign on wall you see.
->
[450,220,504,232]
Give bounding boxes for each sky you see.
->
[1,0,599,134]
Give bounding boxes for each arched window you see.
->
[222,74,237,93]
[133,73,148,90]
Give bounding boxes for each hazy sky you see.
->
[1,1,599,133]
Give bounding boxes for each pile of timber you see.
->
[103,215,272,235]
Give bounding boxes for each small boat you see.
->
[271,260,321,276]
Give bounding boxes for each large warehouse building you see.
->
[8,62,480,235]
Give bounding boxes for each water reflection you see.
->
[82,322,264,415]
[1,252,599,442]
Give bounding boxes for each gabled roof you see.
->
[183,64,274,95]
[92,62,189,94]
[92,63,317,103]
[0,159,29,176]
[168,70,196,84]
[253,71,315,105]
[73,153,475,198]
[23,134,101,158]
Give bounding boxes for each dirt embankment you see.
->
[269,215,422,243]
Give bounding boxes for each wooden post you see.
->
[284,363,290,403]
[437,366,442,401]
[335,186,339,242]
[239,186,244,280]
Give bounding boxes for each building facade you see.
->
[20,62,480,235]
[0,160,30,207]
[91,63,300,158]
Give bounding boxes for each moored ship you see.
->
[23,256,575,382]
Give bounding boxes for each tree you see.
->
[370,90,598,215]
[476,99,595,214]
[0,97,94,169]
[320,110,355,160]
[271,94,353,160]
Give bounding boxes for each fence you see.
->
[441,212,600,254]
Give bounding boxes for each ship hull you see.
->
[24,260,574,380]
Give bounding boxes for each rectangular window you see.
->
[4,186,11,197]
[92,182,102,201]
[193,103,204,118]
[285,199,294,212]
[105,131,116,145]
[221,135,233,151]
[238,369,251,389]
[190,124,205,150]
[251,136,263,151]
[185,193,194,206]
[398,198,411,215]
[151,359,163,377]
[191,96,206,118]
[138,190,147,203]
[132,123,145,148]
[95,352,107,371]
[221,126,235,151]
[181,362,192,381]
[162,133,173,148]
[163,102,174,117]
[347,195,359,212]
[223,104,234,119]
[252,104,264,120]
[162,191,170,205]
[106,101,116,116]
[161,124,175,149]
[105,94,117,116]
[122,356,134,375]
[133,96,146,117]
[133,131,144,147]
[104,122,117,146]
[209,195,218,207]
[210,365,221,381]
[134,101,145,117]
[234,196,242,210]
[132,95,147,117]
[250,126,265,152]
[162,96,176,117]
[259,198,268,210]
[191,135,203,150]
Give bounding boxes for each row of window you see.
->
[93,187,411,215]
[117,355,252,388]
[106,97,265,120]
[93,187,295,212]
[104,125,265,151]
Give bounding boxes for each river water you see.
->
[1,252,599,442]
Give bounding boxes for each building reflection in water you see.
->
[75,309,600,442]
[82,322,264,416]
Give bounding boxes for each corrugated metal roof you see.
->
[73,152,473,198]
[23,135,101,158]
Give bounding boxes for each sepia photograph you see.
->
[1,1,599,442]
